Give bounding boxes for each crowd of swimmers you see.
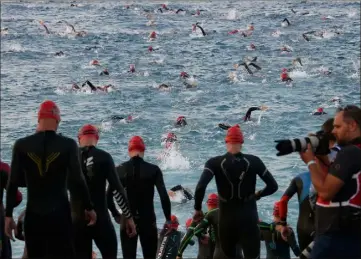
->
[1,1,360,259]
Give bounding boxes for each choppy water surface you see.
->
[1,0,360,257]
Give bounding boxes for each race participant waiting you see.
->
[107,136,172,259]
[259,202,301,259]
[4,100,96,259]
[193,125,278,259]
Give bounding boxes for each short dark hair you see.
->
[337,105,361,129]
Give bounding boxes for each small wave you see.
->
[1,42,26,52]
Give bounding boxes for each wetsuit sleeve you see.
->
[279,177,298,222]
[5,140,24,217]
[155,166,171,221]
[177,223,198,257]
[194,160,215,210]
[170,185,183,192]
[193,218,209,236]
[287,229,301,256]
[1,162,23,207]
[106,154,132,219]
[106,186,121,218]
[254,157,278,197]
[67,139,93,211]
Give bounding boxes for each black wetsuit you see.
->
[170,185,193,201]
[110,115,125,122]
[313,111,327,116]
[71,145,132,259]
[107,156,172,259]
[244,107,261,121]
[100,70,109,76]
[259,221,301,259]
[194,152,278,259]
[157,229,184,259]
[5,131,93,259]
[240,62,261,75]
[282,18,291,26]
[279,172,314,252]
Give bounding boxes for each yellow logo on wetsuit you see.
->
[27,152,60,176]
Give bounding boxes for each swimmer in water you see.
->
[291,9,309,15]
[149,31,157,40]
[282,18,291,27]
[110,115,133,123]
[168,185,194,202]
[55,51,64,56]
[39,20,51,34]
[90,60,100,66]
[164,132,177,149]
[193,23,206,36]
[281,45,292,52]
[312,107,327,116]
[158,83,170,90]
[180,72,197,88]
[218,106,268,129]
[235,57,262,75]
[61,21,87,37]
[280,68,293,82]
[100,68,109,76]
[148,46,154,52]
[192,10,201,16]
[292,57,303,67]
[128,64,136,73]
[249,43,256,50]
[175,116,187,127]
[81,80,114,92]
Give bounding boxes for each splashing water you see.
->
[159,145,191,171]
[226,9,239,20]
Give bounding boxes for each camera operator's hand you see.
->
[299,143,315,164]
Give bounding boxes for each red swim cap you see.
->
[177,116,185,122]
[225,125,244,144]
[180,71,189,78]
[185,218,193,229]
[78,124,99,140]
[38,100,61,122]
[148,46,153,52]
[207,193,219,206]
[167,132,177,140]
[150,31,156,38]
[317,107,324,113]
[128,136,145,152]
[273,201,280,217]
[170,215,179,229]
[281,73,288,80]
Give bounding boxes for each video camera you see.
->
[275,130,332,156]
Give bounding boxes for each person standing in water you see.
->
[4,100,96,259]
[107,136,172,259]
[193,125,278,259]
[71,124,136,259]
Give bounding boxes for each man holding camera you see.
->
[299,105,361,259]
